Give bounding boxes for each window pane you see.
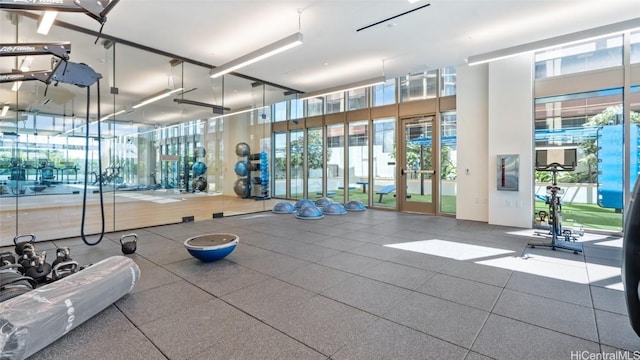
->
[348,88,367,110]
[273,132,287,198]
[348,121,369,204]
[440,112,457,214]
[372,79,396,107]
[289,130,304,199]
[372,118,396,208]
[326,92,344,114]
[631,30,640,64]
[326,124,345,204]
[307,127,324,197]
[534,34,623,79]
[399,70,438,102]
[307,98,323,117]
[440,66,456,96]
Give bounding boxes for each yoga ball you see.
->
[235,142,250,157]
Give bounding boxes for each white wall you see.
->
[487,54,534,228]
[456,63,489,222]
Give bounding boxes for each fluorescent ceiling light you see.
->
[0,105,8,117]
[299,76,385,100]
[466,17,640,66]
[209,32,303,78]
[408,0,421,3]
[37,11,58,35]
[100,109,126,121]
[132,88,183,109]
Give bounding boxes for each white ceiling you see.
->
[1,0,639,129]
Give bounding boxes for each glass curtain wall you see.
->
[0,10,286,245]
[534,31,640,232]
[372,118,396,208]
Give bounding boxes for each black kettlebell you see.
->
[51,247,72,268]
[14,234,36,256]
[24,251,52,284]
[0,251,16,266]
[120,233,138,255]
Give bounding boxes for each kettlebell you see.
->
[0,251,16,266]
[120,233,138,255]
[24,251,52,284]
[14,234,36,256]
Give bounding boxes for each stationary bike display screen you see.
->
[535,148,577,170]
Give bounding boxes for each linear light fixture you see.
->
[209,105,268,121]
[99,109,126,121]
[466,17,640,66]
[173,98,229,114]
[37,11,58,35]
[209,32,303,79]
[0,105,9,117]
[299,76,386,100]
[132,88,183,109]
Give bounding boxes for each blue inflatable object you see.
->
[344,200,366,211]
[184,233,239,262]
[192,161,207,176]
[323,202,347,215]
[272,202,296,214]
[314,197,333,207]
[295,198,315,210]
[295,205,324,220]
[234,160,249,177]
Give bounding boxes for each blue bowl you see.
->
[323,202,347,215]
[272,202,296,214]
[184,233,239,262]
[344,200,366,211]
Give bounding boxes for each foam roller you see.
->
[0,256,140,360]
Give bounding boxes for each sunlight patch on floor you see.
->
[384,239,514,261]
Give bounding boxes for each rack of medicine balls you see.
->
[233,142,270,200]
[0,234,86,303]
[191,146,208,192]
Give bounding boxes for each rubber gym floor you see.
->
[3,209,639,359]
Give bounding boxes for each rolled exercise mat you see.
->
[0,255,140,360]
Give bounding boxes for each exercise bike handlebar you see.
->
[535,162,575,172]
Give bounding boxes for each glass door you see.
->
[400,116,436,214]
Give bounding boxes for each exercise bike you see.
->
[529,162,584,254]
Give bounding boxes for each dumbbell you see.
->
[0,251,16,266]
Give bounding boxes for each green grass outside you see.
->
[534,200,622,231]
